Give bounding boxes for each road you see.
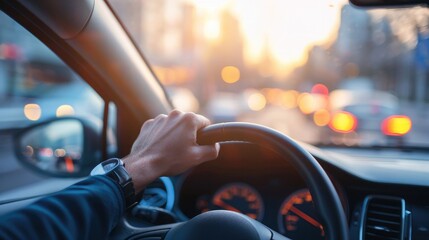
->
[238,106,321,144]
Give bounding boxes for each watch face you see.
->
[91,159,121,176]
[103,162,117,172]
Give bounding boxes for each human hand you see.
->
[122,110,220,193]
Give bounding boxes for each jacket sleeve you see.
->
[0,175,125,240]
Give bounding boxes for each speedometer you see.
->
[278,188,325,240]
[212,183,264,221]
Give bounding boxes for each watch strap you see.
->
[104,160,138,210]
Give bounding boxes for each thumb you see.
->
[192,143,220,164]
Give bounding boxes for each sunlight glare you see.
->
[191,0,344,74]
[204,18,221,41]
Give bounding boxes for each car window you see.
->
[0,11,105,197]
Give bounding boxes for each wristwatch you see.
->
[91,158,137,210]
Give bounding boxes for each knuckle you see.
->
[182,112,197,123]
[198,114,211,124]
[155,114,167,120]
[142,119,154,128]
[169,109,183,117]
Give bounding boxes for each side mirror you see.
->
[14,117,102,178]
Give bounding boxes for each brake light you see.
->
[381,115,412,136]
[311,83,329,96]
[65,156,75,173]
[329,111,357,133]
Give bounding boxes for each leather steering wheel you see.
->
[111,122,349,240]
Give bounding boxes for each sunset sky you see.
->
[189,0,346,71]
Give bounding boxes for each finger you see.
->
[159,113,168,118]
[169,109,183,118]
[191,143,220,164]
[141,119,154,129]
[193,113,211,130]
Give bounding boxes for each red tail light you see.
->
[381,115,412,136]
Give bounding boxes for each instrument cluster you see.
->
[180,181,325,240]
[176,143,344,239]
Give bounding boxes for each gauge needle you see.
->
[290,206,323,231]
[213,198,241,213]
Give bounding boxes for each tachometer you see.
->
[278,188,325,240]
[212,183,264,221]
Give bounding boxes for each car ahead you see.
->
[1,0,429,240]
[325,89,411,146]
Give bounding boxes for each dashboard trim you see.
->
[304,143,429,187]
[160,177,175,211]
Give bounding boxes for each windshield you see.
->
[109,0,429,148]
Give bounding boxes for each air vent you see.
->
[361,196,405,240]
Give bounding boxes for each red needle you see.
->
[213,198,241,213]
[290,206,324,232]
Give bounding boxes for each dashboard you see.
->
[146,142,429,240]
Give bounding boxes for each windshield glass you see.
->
[109,0,429,147]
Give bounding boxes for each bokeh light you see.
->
[329,111,357,133]
[24,104,41,121]
[382,115,412,136]
[247,92,267,111]
[56,105,75,117]
[23,146,34,158]
[281,90,299,109]
[311,83,329,96]
[263,88,283,105]
[55,149,66,158]
[313,109,331,127]
[221,66,241,84]
[298,93,315,114]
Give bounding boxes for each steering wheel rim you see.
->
[195,122,348,240]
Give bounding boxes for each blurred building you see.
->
[300,4,427,104]
[202,10,245,93]
[109,0,197,69]
[335,4,372,68]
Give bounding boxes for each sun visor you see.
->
[17,0,95,39]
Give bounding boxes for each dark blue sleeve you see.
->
[0,175,125,240]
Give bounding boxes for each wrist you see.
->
[90,158,137,210]
[122,154,159,193]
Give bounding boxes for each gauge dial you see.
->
[212,183,264,221]
[278,189,325,240]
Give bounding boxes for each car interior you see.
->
[1,0,429,239]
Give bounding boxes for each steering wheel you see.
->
[111,122,348,240]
